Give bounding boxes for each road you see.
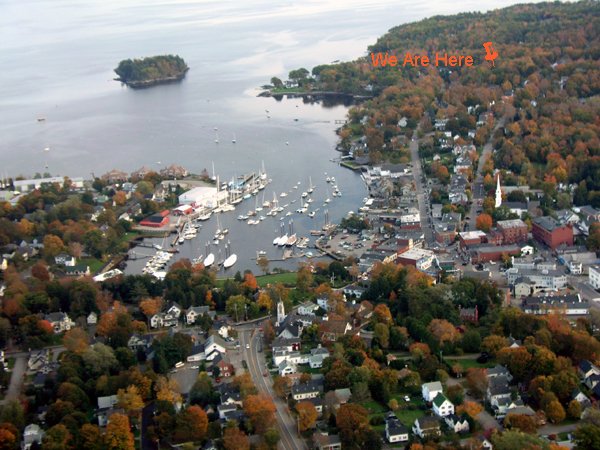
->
[409,130,434,245]
[468,118,505,230]
[239,326,307,450]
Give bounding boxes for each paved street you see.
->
[409,129,434,245]
[2,356,26,405]
[468,119,505,230]
[239,326,307,450]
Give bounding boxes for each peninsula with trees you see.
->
[114,54,189,88]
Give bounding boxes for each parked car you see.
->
[404,395,410,402]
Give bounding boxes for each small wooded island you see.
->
[114,54,188,88]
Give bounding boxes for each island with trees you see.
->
[114,55,189,88]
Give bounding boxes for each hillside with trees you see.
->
[279,1,599,201]
[114,55,188,88]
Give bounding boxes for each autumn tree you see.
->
[457,400,482,419]
[113,191,127,206]
[243,272,258,291]
[373,304,393,325]
[567,399,582,419]
[545,398,566,424]
[222,426,250,450]
[43,234,65,259]
[155,376,182,405]
[63,327,90,354]
[336,403,369,448]
[257,292,273,311]
[139,297,163,325]
[31,261,50,282]
[79,424,102,450]
[296,401,318,432]
[174,405,208,442]
[232,373,258,398]
[117,385,144,418]
[42,424,73,450]
[466,368,488,399]
[428,319,459,345]
[273,376,292,399]
[104,413,134,450]
[481,335,508,357]
[244,395,276,434]
[504,413,538,433]
[476,213,493,232]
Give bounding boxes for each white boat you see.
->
[308,211,315,218]
[308,177,314,194]
[286,234,297,246]
[258,250,267,257]
[215,131,219,143]
[223,254,237,268]
[278,234,288,247]
[203,253,215,267]
[280,192,287,198]
[178,237,184,244]
[238,215,248,220]
[259,216,266,221]
[198,211,212,221]
[301,192,308,198]
[273,236,280,245]
[232,133,236,143]
[326,177,330,182]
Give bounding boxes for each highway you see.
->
[238,326,307,450]
[409,130,434,245]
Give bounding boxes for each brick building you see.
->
[532,217,573,249]
[469,244,521,264]
[497,219,528,244]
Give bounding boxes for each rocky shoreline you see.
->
[115,69,188,89]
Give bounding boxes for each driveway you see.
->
[2,355,26,404]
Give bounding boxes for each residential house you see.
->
[412,416,441,439]
[306,397,323,415]
[87,312,98,325]
[579,360,600,381]
[186,306,215,324]
[150,312,178,328]
[65,264,91,277]
[54,253,76,266]
[28,350,49,371]
[44,312,74,333]
[278,360,297,376]
[213,319,231,339]
[217,404,238,420]
[312,433,342,450]
[318,318,352,342]
[127,334,153,352]
[22,424,44,450]
[166,302,183,319]
[444,414,470,433]
[571,389,592,409]
[204,334,227,361]
[486,365,513,382]
[271,337,301,353]
[432,393,454,417]
[422,381,443,402]
[309,346,330,369]
[298,301,319,316]
[212,353,235,378]
[292,381,323,401]
[487,376,513,417]
[385,412,409,443]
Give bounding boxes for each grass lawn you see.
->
[270,87,308,95]
[445,358,495,370]
[7,358,15,370]
[394,407,425,427]
[363,400,387,415]
[80,257,105,274]
[118,231,139,245]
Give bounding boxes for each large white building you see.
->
[13,176,84,193]
[178,186,227,208]
[589,265,600,290]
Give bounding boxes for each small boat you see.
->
[215,131,219,143]
[258,250,267,257]
[178,237,184,244]
[285,141,289,146]
[280,192,287,198]
[223,254,237,269]
[232,133,236,143]
[326,177,330,182]
[308,177,314,194]
[278,234,288,247]
[238,215,248,221]
[273,236,280,245]
[308,211,315,218]
[203,253,215,267]
[286,234,297,246]
[259,216,266,221]
[301,192,308,198]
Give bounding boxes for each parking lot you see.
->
[323,231,371,259]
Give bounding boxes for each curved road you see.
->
[239,326,307,450]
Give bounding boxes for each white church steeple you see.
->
[495,173,502,208]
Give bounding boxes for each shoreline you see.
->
[115,69,188,89]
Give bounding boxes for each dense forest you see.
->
[284,1,600,202]
[114,55,188,86]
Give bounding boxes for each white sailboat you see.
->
[215,131,219,143]
[308,176,314,194]
[232,133,236,143]
[203,253,215,267]
[223,241,237,268]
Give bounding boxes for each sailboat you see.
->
[307,176,314,194]
[215,131,219,144]
[203,241,215,267]
[223,241,237,268]
[232,133,236,143]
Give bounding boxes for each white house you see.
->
[298,301,319,316]
[589,265,600,290]
[422,381,443,402]
[385,412,409,443]
[444,414,469,433]
[54,253,76,267]
[166,302,182,319]
[432,393,454,417]
[204,335,227,360]
[186,306,213,324]
[87,312,98,325]
[22,424,44,450]
[278,360,297,376]
[44,312,74,333]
